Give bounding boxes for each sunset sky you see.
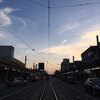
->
[0,0,100,74]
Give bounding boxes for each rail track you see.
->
[39,81,58,100]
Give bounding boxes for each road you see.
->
[0,78,100,100]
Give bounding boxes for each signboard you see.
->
[39,63,44,70]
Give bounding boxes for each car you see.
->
[6,77,27,86]
[30,75,38,82]
[67,76,76,84]
[84,78,100,96]
[62,76,67,81]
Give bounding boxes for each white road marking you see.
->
[0,84,35,100]
[49,82,58,100]
[61,81,97,100]
[40,85,46,100]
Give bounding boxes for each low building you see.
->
[0,46,32,85]
[0,46,14,58]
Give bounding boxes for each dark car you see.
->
[67,76,76,84]
[84,78,100,96]
[30,75,38,82]
[62,76,67,81]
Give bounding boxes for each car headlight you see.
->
[24,80,26,83]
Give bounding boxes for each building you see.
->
[81,46,99,61]
[0,46,32,85]
[60,35,100,83]
[61,58,71,72]
[77,35,100,82]
[0,46,14,58]
[81,35,100,66]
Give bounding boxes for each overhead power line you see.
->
[48,0,50,55]
[0,25,34,51]
[30,0,48,8]
[29,0,100,58]
[0,24,47,62]
[51,1,100,8]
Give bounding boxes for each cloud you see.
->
[17,44,28,49]
[0,0,3,3]
[0,7,20,26]
[25,50,33,54]
[42,30,100,60]
[10,16,27,30]
[0,7,14,26]
[2,7,14,13]
[0,31,7,38]
[61,40,67,45]
[0,33,3,37]
[0,11,12,26]
[59,23,79,34]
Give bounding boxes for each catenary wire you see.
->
[29,0,48,8]
[0,23,47,62]
[0,25,34,50]
[51,1,100,8]
[29,0,100,56]
[48,0,50,56]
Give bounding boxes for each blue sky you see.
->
[0,0,100,74]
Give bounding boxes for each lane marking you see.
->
[49,82,58,100]
[40,85,45,100]
[65,84,96,100]
[0,87,27,100]
[58,80,96,100]
[0,83,36,100]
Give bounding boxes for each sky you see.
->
[0,0,100,74]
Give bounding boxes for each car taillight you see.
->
[32,78,33,79]
[36,77,37,79]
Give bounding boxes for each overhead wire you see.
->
[51,1,100,8]
[29,0,51,61]
[1,0,99,69]
[29,0,48,8]
[48,0,50,56]
[29,0,100,66]
[0,23,47,63]
[0,24,34,51]
[29,0,100,52]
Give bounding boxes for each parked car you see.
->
[67,76,76,84]
[62,76,67,81]
[7,77,27,86]
[84,78,100,96]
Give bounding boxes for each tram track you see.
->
[39,81,58,100]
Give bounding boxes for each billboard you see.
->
[39,63,44,70]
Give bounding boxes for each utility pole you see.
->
[25,56,27,68]
[73,56,75,63]
[96,35,100,66]
[96,35,100,57]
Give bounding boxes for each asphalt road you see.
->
[51,78,100,100]
[0,78,100,100]
[0,81,44,100]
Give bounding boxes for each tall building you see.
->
[61,58,71,72]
